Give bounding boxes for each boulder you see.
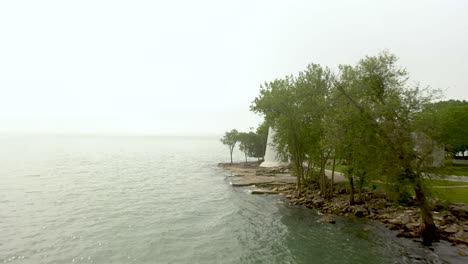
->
[354,206,368,217]
[444,214,458,224]
[401,214,411,225]
[449,203,468,220]
[443,224,460,234]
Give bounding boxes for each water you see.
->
[0,135,463,263]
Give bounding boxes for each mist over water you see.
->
[0,135,460,263]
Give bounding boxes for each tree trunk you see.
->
[349,177,355,205]
[320,152,327,196]
[358,184,362,204]
[330,157,336,196]
[414,181,438,246]
[357,175,364,203]
[230,147,234,164]
[294,155,302,193]
[296,164,302,193]
[245,153,247,163]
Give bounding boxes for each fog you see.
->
[1,0,467,135]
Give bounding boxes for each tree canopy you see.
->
[249,51,447,245]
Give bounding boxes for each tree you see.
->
[416,100,468,158]
[334,51,439,245]
[237,132,252,162]
[251,64,333,194]
[249,50,442,245]
[220,129,239,164]
[238,128,267,162]
[251,76,309,192]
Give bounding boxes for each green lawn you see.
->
[426,180,468,186]
[323,161,468,204]
[429,187,468,204]
[362,179,468,204]
[428,162,468,177]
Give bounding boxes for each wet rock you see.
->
[251,189,280,194]
[397,230,419,238]
[318,214,336,224]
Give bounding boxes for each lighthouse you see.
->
[260,127,284,167]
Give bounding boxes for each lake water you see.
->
[0,135,463,263]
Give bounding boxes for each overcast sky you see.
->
[1,0,467,135]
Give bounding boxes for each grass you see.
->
[425,180,468,186]
[323,160,468,204]
[354,179,468,204]
[429,187,468,204]
[325,160,468,177]
[427,162,468,177]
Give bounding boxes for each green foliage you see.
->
[251,64,333,192]
[249,51,448,244]
[238,131,265,161]
[220,129,239,164]
[220,123,268,163]
[416,100,468,156]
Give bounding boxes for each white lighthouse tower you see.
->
[260,127,284,167]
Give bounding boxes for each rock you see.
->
[397,230,419,238]
[251,189,280,194]
[401,214,411,225]
[354,206,368,217]
[405,222,421,231]
[312,197,325,207]
[454,230,468,240]
[444,214,458,224]
[459,250,467,256]
[318,214,336,224]
[449,203,468,220]
[444,224,460,234]
[374,199,387,209]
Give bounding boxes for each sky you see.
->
[1,0,467,135]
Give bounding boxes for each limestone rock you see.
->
[449,203,468,220]
[354,206,368,217]
[443,224,460,234]
[319,214,336,224]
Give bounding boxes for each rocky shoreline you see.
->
[277,184,468,249]
[219,162,468,251]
